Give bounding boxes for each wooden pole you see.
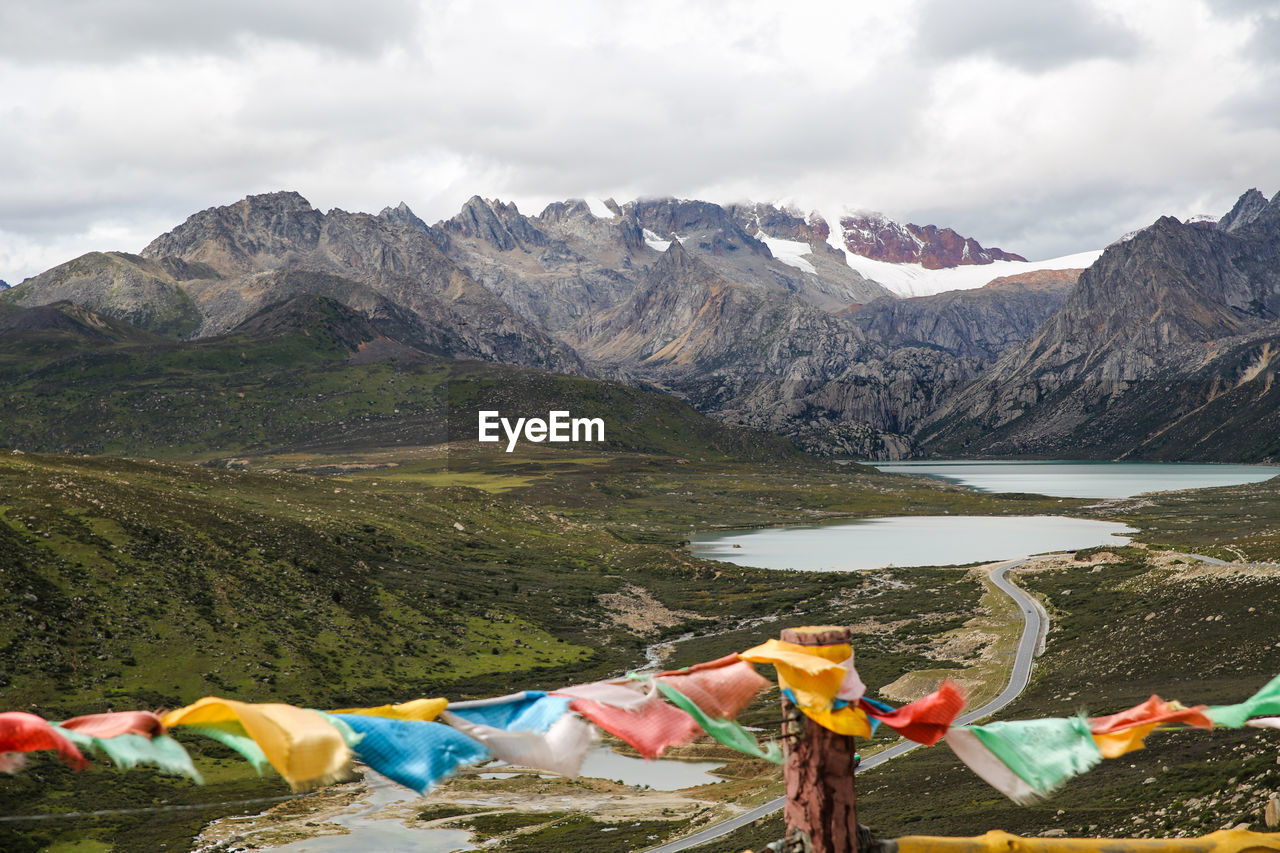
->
[781,625,860,853]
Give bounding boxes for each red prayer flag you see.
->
[60,710,168,739]
[861,679,967,745]
[569,692,700,759]
[655,655,768,721]
[1089,695,1212,735]
[0,712,88,771]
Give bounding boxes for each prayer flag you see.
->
[1208,673,1280,728]
[655,655,770,721]
[569,685,700,759]
[334,714,488,793]
[740,639,864,712]
[329,698,448,722]
[164,697,354,791]
[0,712,87,773]
[440,709,597,777]
[59,711,168,739]
[447,692,570,734]
[1088,696,1212,759]
[860,680,966,746]
[653,681,782,764]
[553,681,650,712]
[59,729,201,782]
[948,716,1102,803]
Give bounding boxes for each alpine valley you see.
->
[7,187,1280,853]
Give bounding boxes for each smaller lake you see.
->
[690,515,1135,571]
[868,460,1279,499]
[481,745,725,790]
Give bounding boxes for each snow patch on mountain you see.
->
[643,229,672,252]
[585,198,616,220]
[754,231,816,275]
[845,250,1103,298]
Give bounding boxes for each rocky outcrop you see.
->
[845,269,1079,360]
[0,252,202,337]
[836,212,1026,268]
[439,196,551,252]
[919,189,1280,458]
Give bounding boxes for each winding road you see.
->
[645,556,1047,853]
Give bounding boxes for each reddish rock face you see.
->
[836,213,1026,268]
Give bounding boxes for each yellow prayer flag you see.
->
[1090,722,1162,759]
[163,697,353,791]
[740,639,851,712]
[798,703,873,738]
[329,697,448,722]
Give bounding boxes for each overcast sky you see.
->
[1,0,1278,283]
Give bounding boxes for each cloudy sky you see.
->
[1,0,1278,283]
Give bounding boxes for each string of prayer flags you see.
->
[164,697,354,791]
[946,716,1102,804]
[1087,696,1213,759]
[1207,673,1280,728]
[568,684,701,759]
[859,680,967,746]
[334,715,488,793]
[439,710,598,777]
[0,712,87,774]
[329,698,448,722]
[653,681,783,764]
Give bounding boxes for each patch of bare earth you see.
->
[596,583,707,634]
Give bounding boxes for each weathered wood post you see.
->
[781,625,860,853]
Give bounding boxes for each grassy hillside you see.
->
[0,298,797,462]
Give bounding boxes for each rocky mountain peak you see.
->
[141,190,325,275]
[440,196,549,251]
[378,201,428,230]
[1219,188,1270,233]
[833,211,1026,269]
[655,236,695,271]
[537,199,594,224]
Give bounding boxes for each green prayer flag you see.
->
[59,729,202,782]
[654,681,783,765]
[184,721,272,775]
[1207,673,1280,728]
[964,715,1102,797]
[313,711,365,750]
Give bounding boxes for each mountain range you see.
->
[3,187,1279,461]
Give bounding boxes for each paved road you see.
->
[645,557,1045,853]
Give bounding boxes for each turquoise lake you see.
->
[867,460,1279,499]
[691,461,1277,571]
[689,515,1136,571]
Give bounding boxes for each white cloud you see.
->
[0,0,1277,280]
